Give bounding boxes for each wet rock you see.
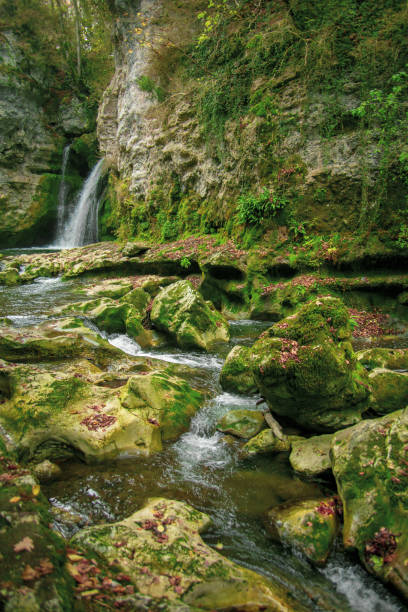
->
[31,460,62,483]
[368,368,408,415]
[71,497,302,610]
[219,345,257,394]
[0,362,204,462]
[216,409,265,439]
[250,297,370,432]
[151,280,230,351]
[0,317,122,365]
[76,277,134,299]
[331,408,408,600]
[241,428,291,457]
[265,497,341,566]
[0,438,73,610]
[289,434,333,478]
[357,347,408,371]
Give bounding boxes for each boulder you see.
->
[368,368,408,415]
[241,428,291,457]
[357,347,408,371]
[71,497,300,610]
[76,277,134,299]
[31,460,62,483]
[219,345,257,394]
[216,409,265,439]
[331,408,408,600]
[289,434,333,478]
[151,280,230,351]
[250,297,370,431]
[265,497,341,566]
[0,362,204,462]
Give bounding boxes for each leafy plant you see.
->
[180,256,191,269]
[238,188,288,225]
[137,75,166,102]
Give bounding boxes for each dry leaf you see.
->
[9,496,21,503]
[22,565,39,581]
[32,485,40,497]
[14,537,34,553]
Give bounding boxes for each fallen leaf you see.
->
[22,565,39,581]
[32,485,40,497]
[9,496,21,503]
[14,537,35,553]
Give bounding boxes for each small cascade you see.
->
[55,144,71,241]
[55,158,105,248]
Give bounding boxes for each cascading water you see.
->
[54,158,105,248]
[55,144,71,241]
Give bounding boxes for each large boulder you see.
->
[151,280,230,351]
[368,368,408,415]
[331,408,408,600]
[265,497,341,566]
[250,297,370,431]
[219,345,257,394]
[71,497,302,611]
[0,362,203,462]
[241,428,291,457]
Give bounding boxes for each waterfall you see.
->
[56,158,105,248]
[55,144,71,241]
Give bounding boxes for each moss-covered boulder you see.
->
[368,368,408,415]
[76,277,134,299]
[0,362,204,462]
[357,347,408,371]
[289,434,333,478]
[331,408,408,600]
[219,345,257,394]
[241,428,291,457]
[55,298,152,346]
[0,440,73,610]
[250,297,370,432]
[265,497,341,566]
[151,280,230,351]
[0,317,122,365]
[216,409,265,439]
[71,497,301,610]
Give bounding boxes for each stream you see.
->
[0,271,405,612]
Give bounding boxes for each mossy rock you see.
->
[0,362,204,462]
[331,408,408,600]
[289,434,333,478]
[140,275,180,297]
[71,497,301,610]
[357,348,408,371]
[241,428,291,457]
[151,280,230,351]
[368,368,408,415]
[249,297,370,432]
[219,345,257,395]
[0,268,21,286]
[0,317,122,366]
[265,497,340,566]
[0,444,73,610]
[76,278,134,299]
[216,409,265,439]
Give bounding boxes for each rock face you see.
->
[0,361,203,462]
[71,497,301,611]
[265,497,340,566]
[151,280,230,351]
[250,297,370,431]
[331,408,408,600]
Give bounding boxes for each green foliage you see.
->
[396,225,408,250]
[180,256,191,269]
[137,75,166,102]
[238,188,288,225]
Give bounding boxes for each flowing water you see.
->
[54,158,105,248]
[0,275,406,611]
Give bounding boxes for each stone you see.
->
[31,460,62,483]
[289,434,333,478]
[0,317,122,365]
[219,345,257,394]
[216,409,265,439]
[241,428,291,457]
[331,408,408,600]
[250,297,370,432]
[151,280,230,351]
[368,368,408,415]
[71,497,302,610]
[0,362,204,462]
[265,497,341,566]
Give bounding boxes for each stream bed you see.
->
[0,272,406,611]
